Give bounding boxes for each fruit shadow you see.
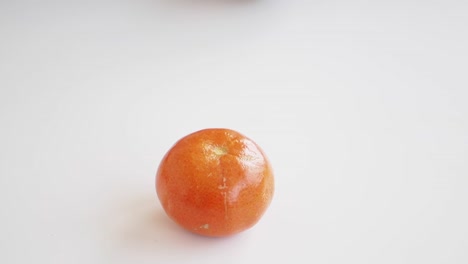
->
[154,0,261,8]
[104,193,246,258]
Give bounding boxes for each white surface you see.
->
[1,0,468,263]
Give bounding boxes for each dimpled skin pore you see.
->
[156,128,274,237]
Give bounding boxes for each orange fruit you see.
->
[156,128,274,237]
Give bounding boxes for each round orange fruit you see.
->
[156,128,274,237]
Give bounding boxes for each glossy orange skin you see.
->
[156,128,274,237]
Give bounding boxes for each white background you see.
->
[1,0,467,263]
